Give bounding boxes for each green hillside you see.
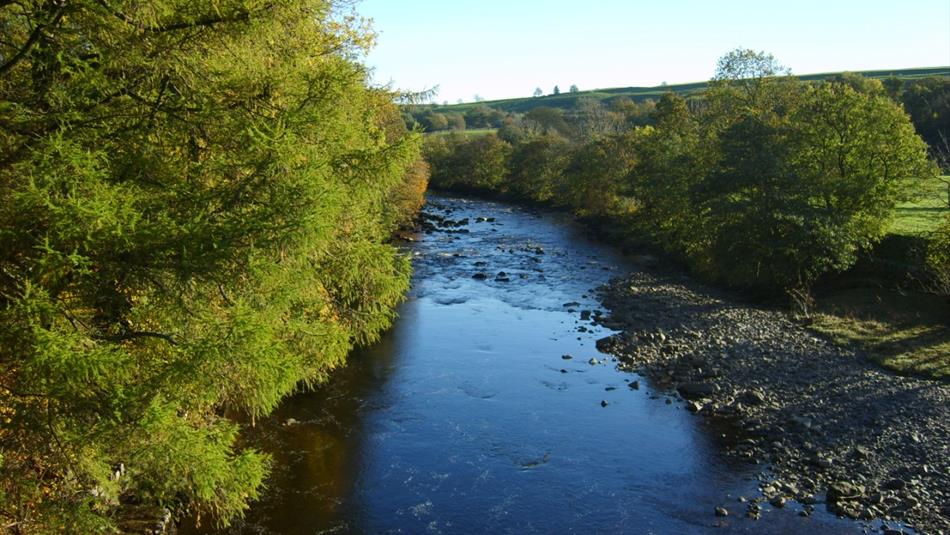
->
[437,66,950,114]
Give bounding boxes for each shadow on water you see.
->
[186,195,871,534]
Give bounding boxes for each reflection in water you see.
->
[190,195,864,534]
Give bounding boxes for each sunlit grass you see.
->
[811,286,949,380]
[891,175,949,236]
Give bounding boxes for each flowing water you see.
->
[198,195,866,534]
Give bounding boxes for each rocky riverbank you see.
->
[593,265,949,534]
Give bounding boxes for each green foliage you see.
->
[927,215,950,296]
[0,0,424,530]
[424,133,511,192]
[423,50,936,297]
[507,134,571,202]
[559,131,638,217]
[900,77,950,160]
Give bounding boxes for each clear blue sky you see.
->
[356,0,950,104]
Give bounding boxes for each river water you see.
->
[201,195,865,534]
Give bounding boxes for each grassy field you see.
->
[811,174,949,381]
[891,175,950,236]
[437,66,949,114]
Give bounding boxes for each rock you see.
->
[738,390,767,406]
[769,496,786,508]
[883,479,906,491]
[687,401,703,413]
[595,335,622,352]
[676,382,719,400]
[789,415,814,429]
[588,358,600,365]
[628,380,640,390]
[495,271,510,282]
[561,354,573,360]
[827,481,864,503]
[600,400,609,407]
[715,507,729,517]
[605,386,617,391]
[283,418,299,427]
[562,301,581,308]
[472,273,488,280]
[580,310,592,320]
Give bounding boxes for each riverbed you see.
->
[200,195,869,534]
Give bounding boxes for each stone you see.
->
[827,481,864,503]
[769,496,786,508]
[472,273,488,280]
[738,390,767,406]
[600,400,609,407]
[676,382,719,400]
[561,354,573,360]
[628,380,640,390]
[715,507,729,517]
[588,358,600,365]
[883,479,906,491]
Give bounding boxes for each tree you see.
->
[0,1,424,530]
[560,131,639,217]
[553,85,561,95]
[424,134,511,192]
[507,134,571,202]
[696,79,936,294]
[524,106,573,138]
[533,87,543,98]
[569,85,580,93]
[927,215,950,296]
[710,48,793,108]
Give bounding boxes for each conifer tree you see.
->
[0,1,425,530]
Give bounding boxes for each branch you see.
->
[147,10,253,33]
[0,1,66,78]
[100,330,178,346]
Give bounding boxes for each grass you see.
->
[811,287,949,380]
[891,175,949,236]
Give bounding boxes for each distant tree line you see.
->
[410,69,950,172]
[423,50,944,304]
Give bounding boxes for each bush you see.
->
[928,215,950,296]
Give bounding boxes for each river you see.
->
[196,194,865,534]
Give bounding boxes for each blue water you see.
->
[197,195,865,534]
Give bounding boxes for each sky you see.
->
[356,0,950,104]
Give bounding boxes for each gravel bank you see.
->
[596,266,950,534]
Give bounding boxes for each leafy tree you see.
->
[710,48,793,108]
[420,110,450,131]
[533,87,543,98]
[630,93,706,250]
[696,79,936,293]
[425,134,511,192]
[560,131,639,217]
[569,85,580,93]
[507,134,571,202]
[464,106,506,129]
[927,214,950,296]
[445,112,467,131]
[524,106,573,138]
[553,85,561,95]
[0,0,423,530]
[901,77,950,161]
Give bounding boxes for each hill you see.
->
[435,66,950,114]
